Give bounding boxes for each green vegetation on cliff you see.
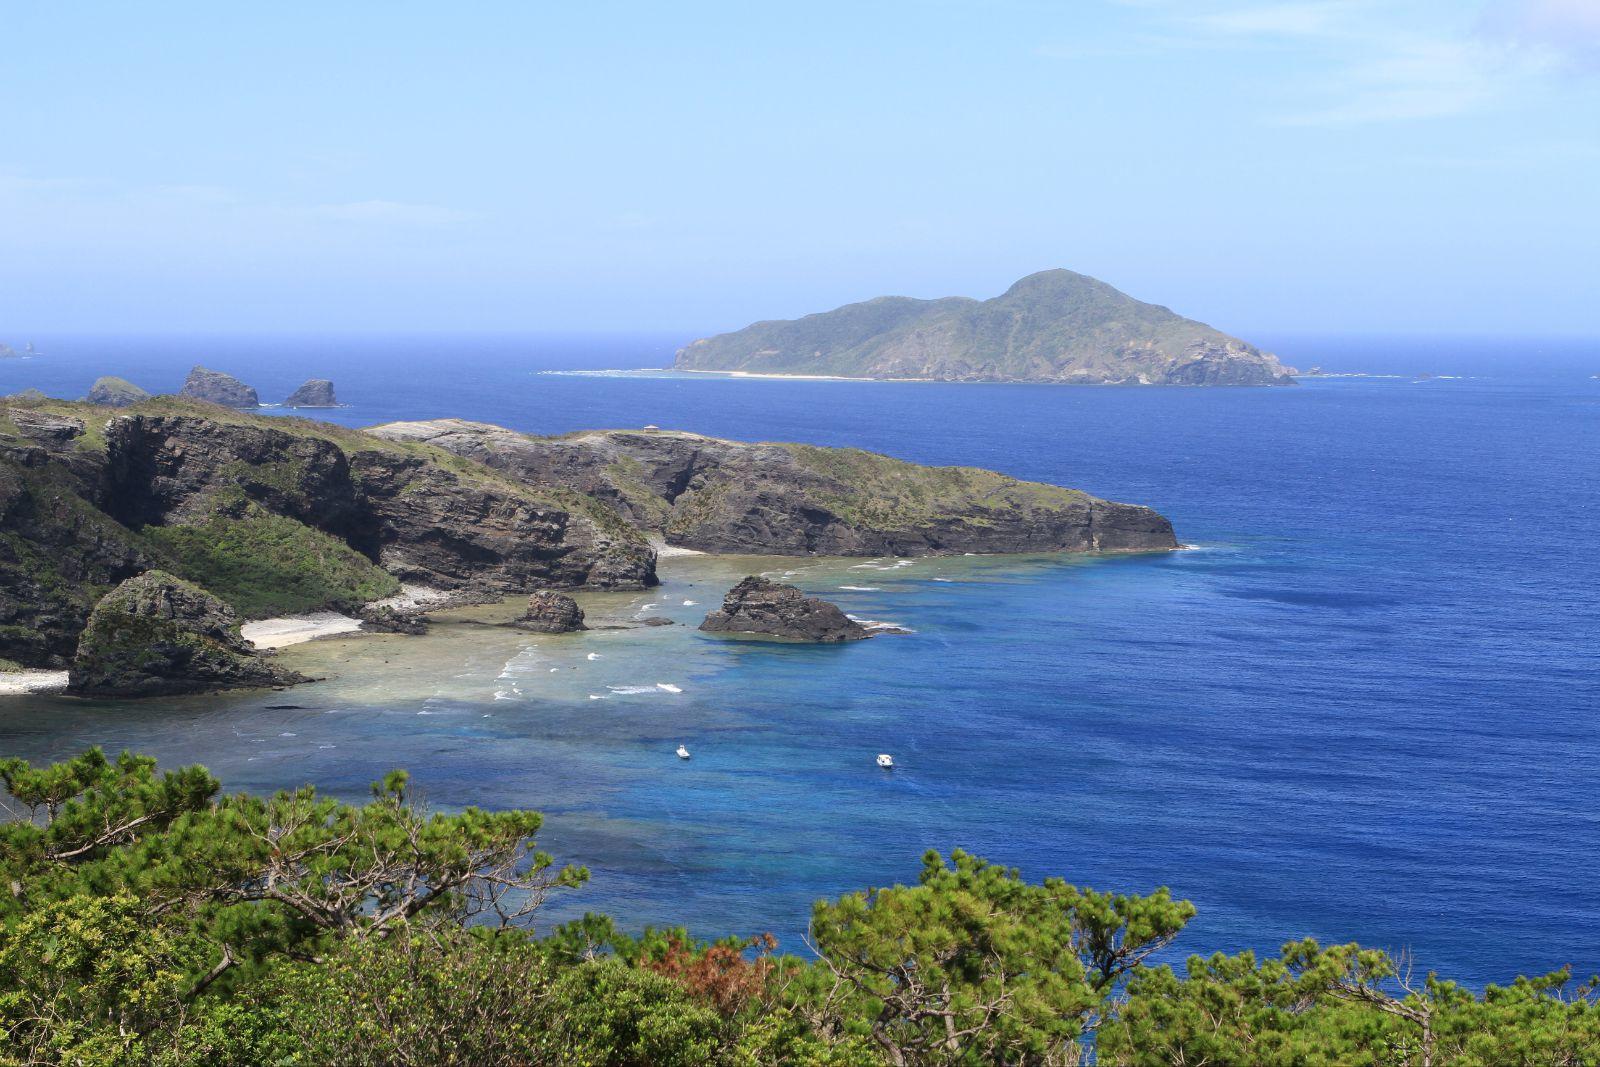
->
[0,749,1593,1065]
[781,443,1090,531]
[144,504,399,618]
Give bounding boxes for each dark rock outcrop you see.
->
[68,571,305,697]
[285,379,339,407]
[84,377,151,407]
[179,366,258,408]
[699,576,868,643]
[358,604,428,635]
[370,420,1179,558]
[0,456,152,666]
[515,591,586,633]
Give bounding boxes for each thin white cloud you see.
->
[1188,1,1356,39]
[311,199,481,226]
[0,169,480,231]
[1277,38,1519,124]
[1109,0,1586,125]
[1482,0,1600,68]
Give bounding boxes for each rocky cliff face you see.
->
[674,269,1295,386]
[103,411,656,593]
[69,570,305,697]
[699,576,867,642]
[0,407,155,666]
[179,366,259,408]
[0,398,655,668]
[369,420,1179,557]
[285,379,338,407]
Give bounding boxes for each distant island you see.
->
[675,269,1296,386]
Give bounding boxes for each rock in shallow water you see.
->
[699,576,868,643]
[68,570,305,697]
[358,604,428,635]
[515,591,587,633]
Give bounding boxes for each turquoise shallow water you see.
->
[1,335,1597,984]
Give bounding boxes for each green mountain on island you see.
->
[675,269,1296,385]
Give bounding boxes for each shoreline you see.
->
[675,367,935,383]
[667,368,1300,387]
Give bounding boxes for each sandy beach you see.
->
[241,611,362,651]
[649,538,706,558]
[0,670,70,696]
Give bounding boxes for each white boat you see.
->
[676,744,691,759]
[876,753,894,768]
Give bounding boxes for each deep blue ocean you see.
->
[2,333,1597,986]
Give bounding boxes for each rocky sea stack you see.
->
[285,379,339,408]
[84,376,151,407]
[699,576,868,643]
[68,570,305,697]
[675,269,1295,386]
[516,591,587,633]
[179,366,259,408]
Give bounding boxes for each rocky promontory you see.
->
[370,420,1179,557]
[285,379,339,407]
[0,392,1177,677]
[84,376,151,407]
[699,576,868,643]
[179,366,259,408]
[68,570,305,697]
[515,591,587,633]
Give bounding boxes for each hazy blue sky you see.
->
[3,1,1597,337]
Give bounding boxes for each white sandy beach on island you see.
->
[241,611,362,651]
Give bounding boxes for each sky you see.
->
[1,0,1597,338]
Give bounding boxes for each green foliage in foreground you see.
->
[144,503,399,618]
[0,750,1595,1065]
